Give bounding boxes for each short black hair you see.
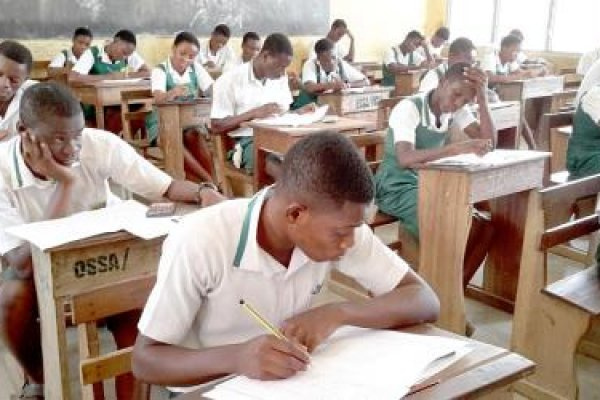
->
[73,27,93,40]
[331,19,347,30]
[174,31,199,48]
[114,29,137,46]
[242,31,260,44]
[509,29,524,41]
[0,40,33,73]
[501,34,521,49]
[213,24,231,38]
[20,82,82,128]
[406,30,425,41]
[314,38,334,55]
[277,132,374,207]
[434,27,450,41]
[261,33,293,57]
[448,37,475,56]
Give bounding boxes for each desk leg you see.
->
[496,127,518,149]
[253,137,268,192]
[95,102,104,130]
[32,249,71,400]
[483,190,532,307]
[418,170,471,334]
[159,105,185,180]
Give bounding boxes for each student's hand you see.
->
[170,85,190,98]
[330,80,348,91]
[464,67,488,98]
[280,303,345,353]
[235,335,309,380]
[449,139,493,157]
[252,103,284,119]
[296,102,317,114]
[21,132,75,183]
[197,187,226,207]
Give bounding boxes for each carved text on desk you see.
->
[73,248,130,278]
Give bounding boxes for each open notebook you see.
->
[204,326,471,400]
[253,105,329,127]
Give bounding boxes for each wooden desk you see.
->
[353,62,383,84]
[29,205,196,399]
[248,118,377,191]
[31,60,50,81]
[449,102,521,148]
[70,79,151,129]
[394,69,426,96]
[155,98,211,179]
[418,151,550,334]
[317,86,393,125]
[177,324,535,400]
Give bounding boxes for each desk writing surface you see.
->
[496,76,565,101]
[247,117,373,137]
[318,86,393,116]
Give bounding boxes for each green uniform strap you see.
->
[62,49,68,64]
[12,141,22,188]
[233,194,261,268]
[392,47,399,64]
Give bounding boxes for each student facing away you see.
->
[0,82,223,400]
[132,132,440,396]
[147,31,215,183]
[375,63,497,290]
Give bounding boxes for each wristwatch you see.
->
[196,182,218,205]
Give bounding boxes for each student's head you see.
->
[431,27,450,48]
[72,27,93,58]
[210,24,231,52]
[241,32,261,62]
[111,29,137,61]
[18,82,84,167]
[435,62,477,113]
[403,30,425,52]
[314,38,337,72]
[509,29,524,42]
[171,31,200,72]
[0,40,32,102]
[499,34,522,63]
[274,132,374,262]
[255,33,293,79]
[329,19,348,42]
[447,37,476,66]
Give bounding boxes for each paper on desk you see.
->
[5,200,178,250]
[205,326,469,400]
[253,105,329,127]
[341,87,366,94]
[100,78,146,84]
[428,149,550,167]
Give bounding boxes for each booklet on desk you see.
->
[253,105,329,127]
[428,149,550,168]
[5,200,181,250]
[204,326,471,400]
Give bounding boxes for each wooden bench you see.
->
[512,174,600,399]
[537,110,573,184]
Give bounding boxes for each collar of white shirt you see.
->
[9,137,55,190]
[246,61,267,86]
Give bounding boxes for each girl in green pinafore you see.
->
[381,30,429,87]
[375,62,497,287]
[567,85,600,180]
[147,31,215,182]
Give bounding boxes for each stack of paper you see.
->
[428,149,550,167]
[5,200,180,250]
[254,105,329,127]
[205,326,470,400]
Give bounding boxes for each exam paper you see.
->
[428,149,549,167]
[253,105,329,127]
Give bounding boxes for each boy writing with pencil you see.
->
[132,132,440,395]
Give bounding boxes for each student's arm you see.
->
[126,52,151,78]
[48,52,69,77]
[462,67,497,146]
[420,40,435,66]
[343,62,369,88]
[303,80,347,95]
[344,31,355,62]
[68,49,124,83]
[150,67,190,103]
[164,180,225,207]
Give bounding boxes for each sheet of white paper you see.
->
[341,87,366,94]
[205,326,469,400]
[5,200,178,250]
[100,78,146,84]
[428,149,550,167]
[253,105,329,127]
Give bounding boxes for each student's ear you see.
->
[285,203,308,225]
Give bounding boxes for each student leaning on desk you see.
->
[132,132,439,396]
[48,26,93,77]
[0,82,224,400]
[382,30,435,87]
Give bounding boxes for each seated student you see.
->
[294,38,369,109]
[308,19,355,62]
[0,40,36,142]
[147,31,215,183]
[375,63,496,288]
[577,46,600,76]
[418,27,450,63]
[224,32,261,72]
[508,29,549,72]
[0,82,223,400]
[48,27,93,74]
[382,30,433,87]
[419,37,475,93]
[211,33,313,173]
[566,84,600,179]
[482,34,545,86]
[197,24,235,71]
[132,132,440,394]
[575,58,600,106]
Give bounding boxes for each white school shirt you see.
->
[150,58,213,93]
[210,61,293,138]
[301,58,366,84]
[383,45,425,67]
[49,48,80,68]
[389,91,477,144]
[307,39,346,60]
[576,58,600,106]
[418,63,448,93]
[416,39,443,60]
[0,80,37,142]
[482,51,520,76]
[138,187,408,393]
[0,128,172,255]
[72,46,146,75]
[577,48,600,76]
[196,40,235,69]
[579,85,600,124]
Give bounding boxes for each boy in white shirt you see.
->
[418,27,450,62]
[308,19,355,62]
[382,30,433,86]
[419,37,475,93]
[48,27,93,73]
[224,32,261,72]
[197,24,236,71]
[482,34,544,86]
